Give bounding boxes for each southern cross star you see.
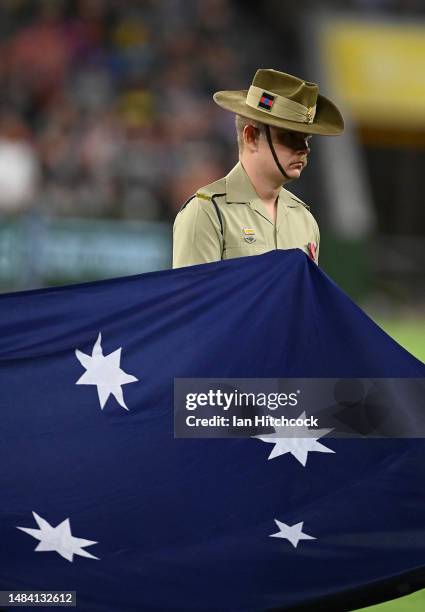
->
[270,519,316,548]
[75,332,138,410]
[254,410,335,466]
[17,512,99,562]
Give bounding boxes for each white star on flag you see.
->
[254,411,334,466]
[17,512,99,562]
[75,333,138,410]
[270,519,316,548]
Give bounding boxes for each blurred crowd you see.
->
[0,0,267,222]
[0,0,423,223]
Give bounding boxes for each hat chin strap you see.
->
[263,124,291,182]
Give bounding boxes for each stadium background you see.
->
[0,0,423,609]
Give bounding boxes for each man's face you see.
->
[259,126,312,181]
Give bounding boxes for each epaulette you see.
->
[289,194,310,211]
[178,192,214,212]
[196,192,211,201]
[178,192,226,237]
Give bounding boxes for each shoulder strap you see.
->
[288,193,310,211]
[210,193,226,237]
[298,200,310,212]
[178,192,226,237]
[179,195,196,212]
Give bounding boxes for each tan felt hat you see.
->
[213,68,344,136]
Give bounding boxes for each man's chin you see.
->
[285,166,303,180]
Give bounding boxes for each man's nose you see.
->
[297,138,310,154]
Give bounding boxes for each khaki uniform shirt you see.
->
[172,161,320,268]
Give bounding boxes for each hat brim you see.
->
[213,90,344,136]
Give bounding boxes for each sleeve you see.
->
[172,196,224,268]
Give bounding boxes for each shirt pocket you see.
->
[222,240,268,259]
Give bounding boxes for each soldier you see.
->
[172,68,344,268]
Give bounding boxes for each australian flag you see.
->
[0,250,424,611]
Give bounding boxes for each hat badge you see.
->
[306,106,314,123]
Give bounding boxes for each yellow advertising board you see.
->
[320,19,425,127]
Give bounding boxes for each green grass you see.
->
[353,318,425,611]
[357,589,425,611]
[375,319,425,364]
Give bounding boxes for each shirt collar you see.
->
[225,161,260,204]
[225,161,290,225]
[225,161,291,204]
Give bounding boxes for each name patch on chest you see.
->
[242,227,256,243]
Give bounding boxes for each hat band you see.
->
[246,85,316,124]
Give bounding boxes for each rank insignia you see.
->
[243,228,256,243]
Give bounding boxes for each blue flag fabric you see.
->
[0,249,424,612]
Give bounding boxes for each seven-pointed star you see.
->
[75,332,138,410]
[270,519,316,548]
[17,512,99,562]
[254,410,335,466]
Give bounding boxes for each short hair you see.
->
[235,115,261,152]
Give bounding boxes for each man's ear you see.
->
[243,125,260,151]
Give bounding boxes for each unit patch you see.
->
[258,92,275,111]
[243,228,256,243]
